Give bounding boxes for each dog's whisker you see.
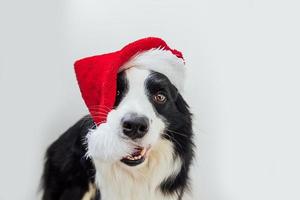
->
[89,107,110,113]
[91,113,109,116]
[89,106,110,110]
[90,114,109,117]
[89,111,109,115]
[89,105,111,112]
[98,105,112,110]
[164,132,184,150]
[86,119,107,130]
[89,109,109,113]
[165,129,188,138]
[96,120,106,126]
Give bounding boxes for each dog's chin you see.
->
[120,145,151,167]
[87,125,153,167]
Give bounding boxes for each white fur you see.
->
[81,183,96,200]
[87,68,184,199]
[94,139,182,200]
[86,111,133,162]
[120,48,186,93]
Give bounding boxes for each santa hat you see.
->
[74,37,185,125]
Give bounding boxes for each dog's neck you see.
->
[93,139,183,200]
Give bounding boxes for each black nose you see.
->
[121,113,149,140]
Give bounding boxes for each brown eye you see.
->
[153,92,167,104]
[116,90,120,96]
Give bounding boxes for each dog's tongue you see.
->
[130,147,142,156]
[124,147,146,159]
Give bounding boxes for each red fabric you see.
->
[74,37,183,124]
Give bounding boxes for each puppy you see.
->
[41,49,194,200]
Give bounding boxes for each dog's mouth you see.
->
[121,146,150,166]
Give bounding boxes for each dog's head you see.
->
[86,51,192,169]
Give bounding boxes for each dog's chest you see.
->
[96,174,167,200]
[94,140,182,200]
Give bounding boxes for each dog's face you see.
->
[87,67,190,168]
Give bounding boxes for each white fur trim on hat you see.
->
[119,48,185,92]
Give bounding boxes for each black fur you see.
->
[41,71,194,200]
[41,116,97,200]
[146,72,194,198]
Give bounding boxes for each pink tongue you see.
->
[131,150,141,157]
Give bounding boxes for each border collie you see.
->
[41,50,194,200]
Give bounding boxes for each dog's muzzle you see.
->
[120,112,150,166]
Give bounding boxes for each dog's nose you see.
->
[121,113,149,140]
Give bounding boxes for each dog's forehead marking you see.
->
[124,67,150,86]
[122,67,151,102]
[116,67,152,114]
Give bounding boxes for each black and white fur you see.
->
[41,52,194,200]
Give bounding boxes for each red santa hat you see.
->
[74,37,185,125]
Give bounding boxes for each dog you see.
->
[41,49,194,200]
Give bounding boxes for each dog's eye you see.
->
[116,90,120,96]
[153,92,167,104]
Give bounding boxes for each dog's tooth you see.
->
[127,155,134,160]
[140,148,146,156]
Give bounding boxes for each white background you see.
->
[1,0,300,199]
